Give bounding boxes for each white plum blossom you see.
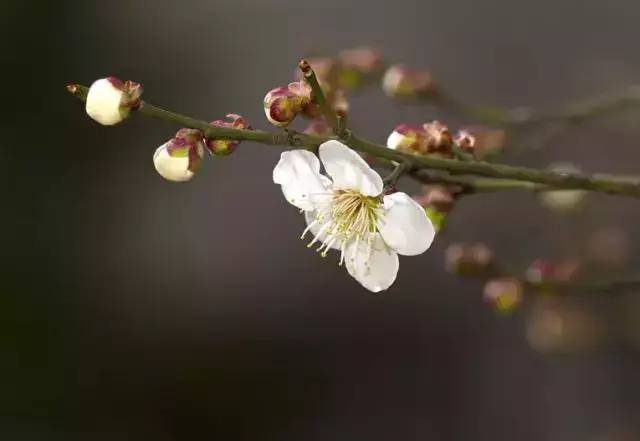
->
[85,77,142,126]
[273,140,435,292]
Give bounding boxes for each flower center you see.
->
[302,190,381,264]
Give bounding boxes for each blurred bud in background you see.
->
[445,243,494,276]
[483,277,523,314]
[586,227,630,268]
[526,299,604,353]
[413,185,456,232]
[304,119,333,136]
[537,163,587,212]
[525,258,583,285]
[337,47,384,90]
[382,64,435,99]
[387,121,453,157]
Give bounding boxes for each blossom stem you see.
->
[383,161,412,187]
[298,59,341,132]
[66,83,640,198]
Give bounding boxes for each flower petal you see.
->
[273,150,328,211]
[377,192,435,256]
[345,234,399,293]
[318,140,383,196]
[153,143,195,182]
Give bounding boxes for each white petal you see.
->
[318,140,383,196]
[345,234,399,293]
[85,78,127,126]
[153,144,194,182]
[377,192,435,256]
[273,150,329,211]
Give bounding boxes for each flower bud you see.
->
[445,243,494,276]
[422,121,453,155]
[387,121,453,156]
[85,77,142,126]
[382,65,434,99]
[483,277,523,314]
[153,128,204,182]
[205,114,251,156]
[538,163,587,212]
[263,81,312,127]
[454,126,506,160]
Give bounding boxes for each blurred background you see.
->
[4,0,640,439]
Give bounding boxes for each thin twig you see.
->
[298,59,340,132]
[67,84,640,198]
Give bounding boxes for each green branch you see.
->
[66,83,640,198]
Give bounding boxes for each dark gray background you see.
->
[4,0,640,439]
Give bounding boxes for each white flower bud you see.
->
[153,129,204,182]
[85,77,142,126]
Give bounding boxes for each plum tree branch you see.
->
[66,83,640,198]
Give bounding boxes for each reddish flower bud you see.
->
[445,243,494,276]
[263,82,312,127]
[483,278,523,314]
[382,65,434,99]
[205,114,251,156]
[422,121,453,155]
[153,128,205,182]
[454,126,506,159]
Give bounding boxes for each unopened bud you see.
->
[153,128,204,182]
[445,243,494,276]
[85,77,143,126]
[387,124,426,152]
[422,121,453,155]
[206,114,251,156]
[538,163,587,212]
[483,278,523,314]
[387,121,453,157]
[382,65,434,99]
[263,81,312,127]
[454,126,506,160]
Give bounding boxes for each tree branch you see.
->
[66,84,640,198]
